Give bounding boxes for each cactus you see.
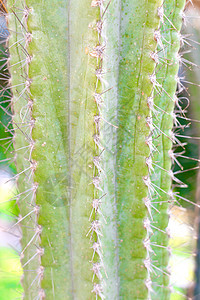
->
[3,0,188,299]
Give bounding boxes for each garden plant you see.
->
[0,0,196,299]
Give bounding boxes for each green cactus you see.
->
[150,0,186,298]
[4,0,187,298]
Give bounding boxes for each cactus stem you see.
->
[5,0,192,298]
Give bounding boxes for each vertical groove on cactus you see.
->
[100,0,121,298]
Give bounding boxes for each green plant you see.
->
[2,0,189,299]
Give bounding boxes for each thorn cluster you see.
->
[88,1,111,298]
[6,3,44,298]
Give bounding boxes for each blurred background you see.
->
[0,1,200,299]
[0,5,22,299]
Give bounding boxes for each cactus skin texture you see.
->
[150,0,186,298]
[6,0,185,299]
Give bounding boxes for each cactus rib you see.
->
[150,0,186,298]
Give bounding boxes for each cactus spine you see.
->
[6,0,186,299]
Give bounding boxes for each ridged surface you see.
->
[8,1,41,299]
[151,0,186,298]
[101,0,162,298]
[7,0,185,299]
[9,0,99,298]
